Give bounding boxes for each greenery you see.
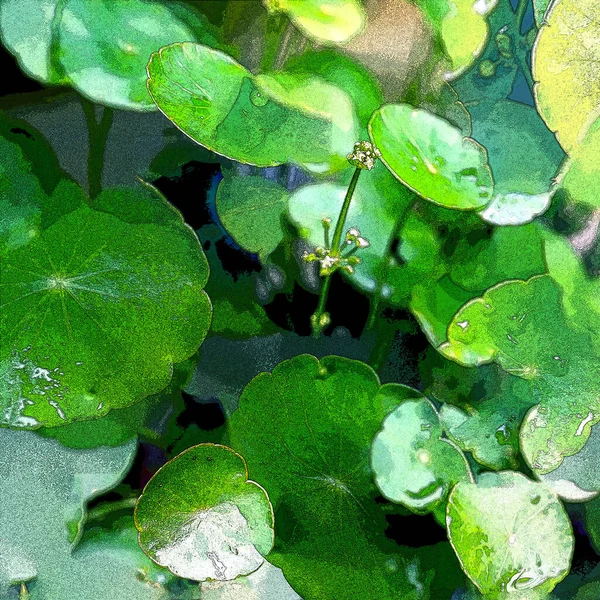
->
[0,0,599,597]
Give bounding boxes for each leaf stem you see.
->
[311,167,362,336]
[367,317,398,373]
[82,99,114,200]
[515,0,529,34]
[273,20,295,70]
[85,497,138,524]
[514,0,535,93]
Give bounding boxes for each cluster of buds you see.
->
[302,218,370,276]
[347,140,382,170]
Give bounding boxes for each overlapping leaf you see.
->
[369,104,494,210]
[228,355,455,599]
[147,43,357,171]
[136,444,274,582]
[447,471,574,598]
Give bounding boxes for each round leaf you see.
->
[228,355,442,599]
[371,396,469,512]
[532,0,600,151]
[147,43,357,171]
[447,471,574,597]
[0,201,211,427]
[135,444,274,582]
[264,0,365,44]
[216,175,289,260]
[57,0,207,110]
[369,104,494,210]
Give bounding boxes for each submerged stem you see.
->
[82,100,114,200]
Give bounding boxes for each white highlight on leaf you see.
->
[575,412,594,437]
[154,502,265,582]
[479,192,552,226]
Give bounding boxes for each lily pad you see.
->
[147,43,357,171]
[136,444,274,582]
[369,104,494,210]
[228,354,444,599]
[447,471,574,598]
[371,395,469,513]
[263,0,364,44]
[216,175,289,260]
[532,0,600,151]
[0,200,211,427]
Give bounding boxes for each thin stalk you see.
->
[20,583,30,600]
[272,20,295,70]
[311,168,362,336]
[515,0,535,93]
[367,317,398,374]
[515,0,529,34]
[85,497,138,523]
[260,13,286,71]
[82,99,114,200]
[331,168,362,254]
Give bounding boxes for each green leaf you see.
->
[0,0,65,84]
[559,115,600,209]
[448,224,547,293]
[371,395,469,513]
[136,444,274,582]
[0,430,135,591]
[287,161,416,299]
[532,0,600,152]
[56,0,211,110]
[410,275,474,347]
[147,43,357,171]
[369,104,494,210]
[447,471,574,598]
[228,354,446,599]
[263,0,365,44]
[417,0,499,79]
[285,48,383,128]
[216,175,289,260]
[468,100,563,224]
[0,198,211,427]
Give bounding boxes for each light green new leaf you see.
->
[532,0,600,152]
[0,201,211,428]
[287,161,416,299]
[147,43,357,171]
[447,471,574,598]
[136,444,274,582]
[228,355,443,599]
[216,175,289,260]
[371,396,469,513]
[285,49,383,128]
[0,0,65,84]
[263,0,365,44]
[560,114,600,209]
[417,0,499,79]
[0,429,135,592]
[56,0,212,110]
[369,104,494,210]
